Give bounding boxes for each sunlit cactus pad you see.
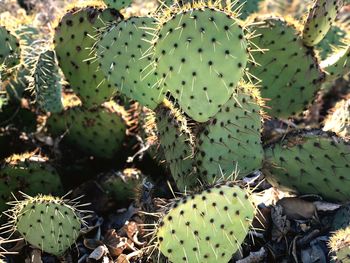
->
[151,5,249,122]
[156,182,255,263]
[248,16,324,118]
[10,194,83,256]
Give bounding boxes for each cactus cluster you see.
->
[0,0,350,261]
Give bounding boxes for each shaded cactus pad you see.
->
[264,130,350,202]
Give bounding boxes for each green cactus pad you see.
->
[156,100,197,191]
[100,168,142,203]
[196,84,263,182]
[329,226,350,263]
[324,98,350,138]
[97,17,163,109]
[264,130,350,202]
[47,102,127,159]
[10,194,83,256]
[237,0,263,19]
[156,183,256,263]
[302,0,344,47]
[31,50,63,113]
[5,25,41,101]
[315,23,350,61]
[0,153,63,213]
[320,44,350,82]
[102,0,132,10]
[54,6,122,108]
[151,5,249,122]
[248,16,324,118]
[0,25,21,77]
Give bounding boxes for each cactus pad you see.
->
[156,183,255,263]
[320,44,350,82]
[0,153,63,213]
[264,130,350,202]
[97,17,163,109]
[100,168,143,203]
[47,102,127,159]
[329,226,350,263]
[156,100,197,191]
[195,84,264,182]
[302,0,344,47]
[0,26,20,76]
[102,0,132,10]
[152,5,249,122]
[31,50,63,113]
[54,6,122,108]
[248,16,324,118]
[324,98,350,138]
[10,194,83,256]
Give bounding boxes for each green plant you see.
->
[329,226,350,263]
[54,4,123,108]
[263,129,350,202]
[154,182,256,263]
[30,49,63,113]
[6,193,84,256]
[0,152,63,213]
[0,25,21,78]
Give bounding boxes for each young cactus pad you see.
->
[0,153,63,213]
[302,0,344,47]
[323,97,350,138]
[9,194,83,256]
[248,16,324,118]
[31,49,63,113]
[151,4,249,122]
[156,182,256,263]
[97,17,163,110]
[102,0,132,10]
[54,5,122,108]
[264,130,350,202]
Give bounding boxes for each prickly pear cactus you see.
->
[156,182,256,263]
[47,102,128,159]
[156,100,197,191]
[0,153,63,212]
[237,0,263,19]
[100,168,143,203]
[5,25,41,101]
[302,0,344,47]
[102,0,132,10]
[195,84,264,183]
[315,23,350,61]
[31,49,63,113]
[329,227,350,263]
[97,17,163,110]
[264,130,350,202]
[0,25,21,77]
[8,194,83,256]
[320,45,350,82]
[54,5,122,108]
[248,16,325,118]
[324,98,350,138]
[151,3,249,122]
